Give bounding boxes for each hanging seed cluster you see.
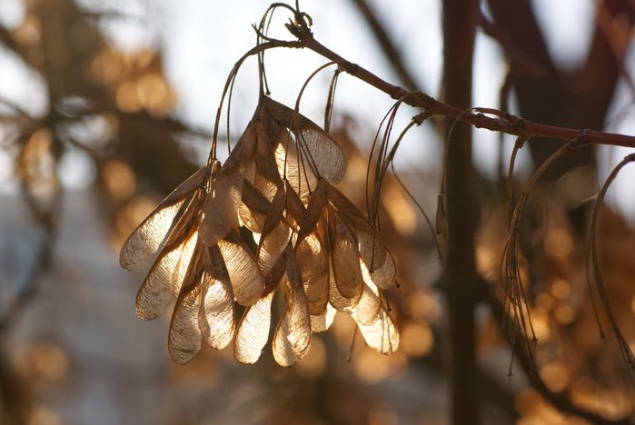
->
[120,96,399,366]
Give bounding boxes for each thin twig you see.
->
[284,20,635,149]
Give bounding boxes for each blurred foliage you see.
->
[1,0,635,425]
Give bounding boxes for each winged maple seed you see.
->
[119,96,399,366]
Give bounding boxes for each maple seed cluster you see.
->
[120,96,399,366]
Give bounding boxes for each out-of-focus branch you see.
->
[348,0,419,91]
[440,1,480,424]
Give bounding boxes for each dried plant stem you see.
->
[482,278,634,425]
[586,153,635,375]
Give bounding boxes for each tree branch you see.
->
[286,21,635,149]
[348,0,420,91]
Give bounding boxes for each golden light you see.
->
[102,159,136,201]
[544,228,573,260]
[296,336,326,379]
[136,73,173,115]
[91,47,122,84]
[400,321,433,357]
[405,291,441,323]
[116,81,142,113]
[382,185,417,235]
[554,304,575,324]
[550,279,571,300]
[535,293,554,311]
[13,15,41,47]
[368,402,398,425]
[539,363,569,392]
[476,245,496,275]
[530,310,551,344]
[28,406,61,425]
[353,350,392,384]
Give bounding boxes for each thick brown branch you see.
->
[441,1,480,424]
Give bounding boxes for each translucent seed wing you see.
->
[310,303,337,333]
[272,309,297,367]
[234,291,274,364]
[119,167,207,270]
[298,126,347,184]
[285,251,312,359]
[168,287,202,364]
[264,97,347,184]
[167,244,204,364]
[297,179,326,243]
[199,168,244,247]
[351,282,382,326]
[218,230,265,306]
[296,234,329,315]
[354,308,399,354]
[257,189,291,276]
[135,232,191,320]
[198,271,235,350]
[329,210,363,300]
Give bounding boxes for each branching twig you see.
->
[284,18,635,149]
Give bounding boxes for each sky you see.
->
[2,0,635,222]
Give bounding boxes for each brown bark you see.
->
[441,0,480,424]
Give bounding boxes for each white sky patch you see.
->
[531,0,595,70]
[58,149,97,189]
[472,30,507,180]
[0,47,49,117]
[0,0,25,29]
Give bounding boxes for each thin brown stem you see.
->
[286,22,635,149]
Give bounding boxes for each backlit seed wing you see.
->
[329,210,363,300]
[354,308,399,354]
[218,230,265,306]
[171,231,199,294]
[136,227,199,320]
[239,179,269,233]
[168,287,202,364]
[223,122,257,171]
[351,282,381,326]
[120,200,186,271]
[255,117,285,182]
[362,249,397,291]
[272,309,297,367]
[275,140,316,203]
[235,291,274,364]
[135,240,187,320]
[325,182,397,290]
[285,252,312,359]
[198,271,235,350]
[298,127,347,184]
[119,167,207,271]
[328,262,358,311]
[284,180,306,226]
[263,97,347,184]
[257,189,290,276]
[297,179,326,242]
[310,303,337,333]
[199,168,244,247]
[167,245,204,365]
[296,234,328,315]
